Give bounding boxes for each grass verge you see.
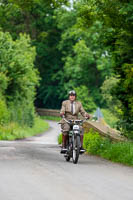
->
[84,129,133,166]
[0,117,49,140]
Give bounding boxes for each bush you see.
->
[0,72,9,94]
[101,76,120,114]
[117,118,133,140]
[0,31,40,128]
[84,129,133,166]
[0,99,10,125]
[101,142,133,166]
[58,133,62,144]
[83,129,104,155]
[9,101,35,127]
[101,108,118,128]
[75,85,97,112]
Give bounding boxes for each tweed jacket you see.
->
[60,100,87,123]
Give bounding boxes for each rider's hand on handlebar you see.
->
[60,112,65,118]
[85,113,90,119]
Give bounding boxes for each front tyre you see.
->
[72,135,80,164]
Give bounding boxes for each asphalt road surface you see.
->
[0,121,133,200]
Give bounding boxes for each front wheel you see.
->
[72,135,80,164]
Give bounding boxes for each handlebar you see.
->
[62,117,88,125]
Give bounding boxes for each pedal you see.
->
[60,148,67,154]
[80,149,86,154]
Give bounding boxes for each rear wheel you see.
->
[72,135,80,164]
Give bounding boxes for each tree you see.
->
[78,0,133,138]
[101,76,121,114]
[56,6,112,106]
[0,0,68,109]
[75,85,96,112]
[0,31,39,126]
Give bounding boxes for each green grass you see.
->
[101,142,133,165]
[58,133,62,144]
[0,117,49,140]
[84,129,133,166]
[41,115,61,121]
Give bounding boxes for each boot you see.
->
[80,135,85,153]
[60,134,68,154]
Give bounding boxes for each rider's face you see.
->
[69,95,76,102]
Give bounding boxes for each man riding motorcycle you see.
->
[60,90,90,153]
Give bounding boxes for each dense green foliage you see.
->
[84,130,104,155]
[56,8,112,107]
[77,0,133,137]
[0,99,10,125]
[0,0,112,110]
[0,0,69,109]
[0,31,39,128]
[75,85,96,112]
[101,109,118,128]
[0,0,133,138]
[101,77,121,114]
[83,129,133,166]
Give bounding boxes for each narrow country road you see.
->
[0,120,133,200]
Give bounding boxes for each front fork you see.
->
[67,131,81,153]
[72,131,81,149]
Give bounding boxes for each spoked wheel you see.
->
[72,135,80,164]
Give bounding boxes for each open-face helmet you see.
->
[68,90,76,96]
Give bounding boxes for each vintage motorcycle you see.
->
[60,118,87,164]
